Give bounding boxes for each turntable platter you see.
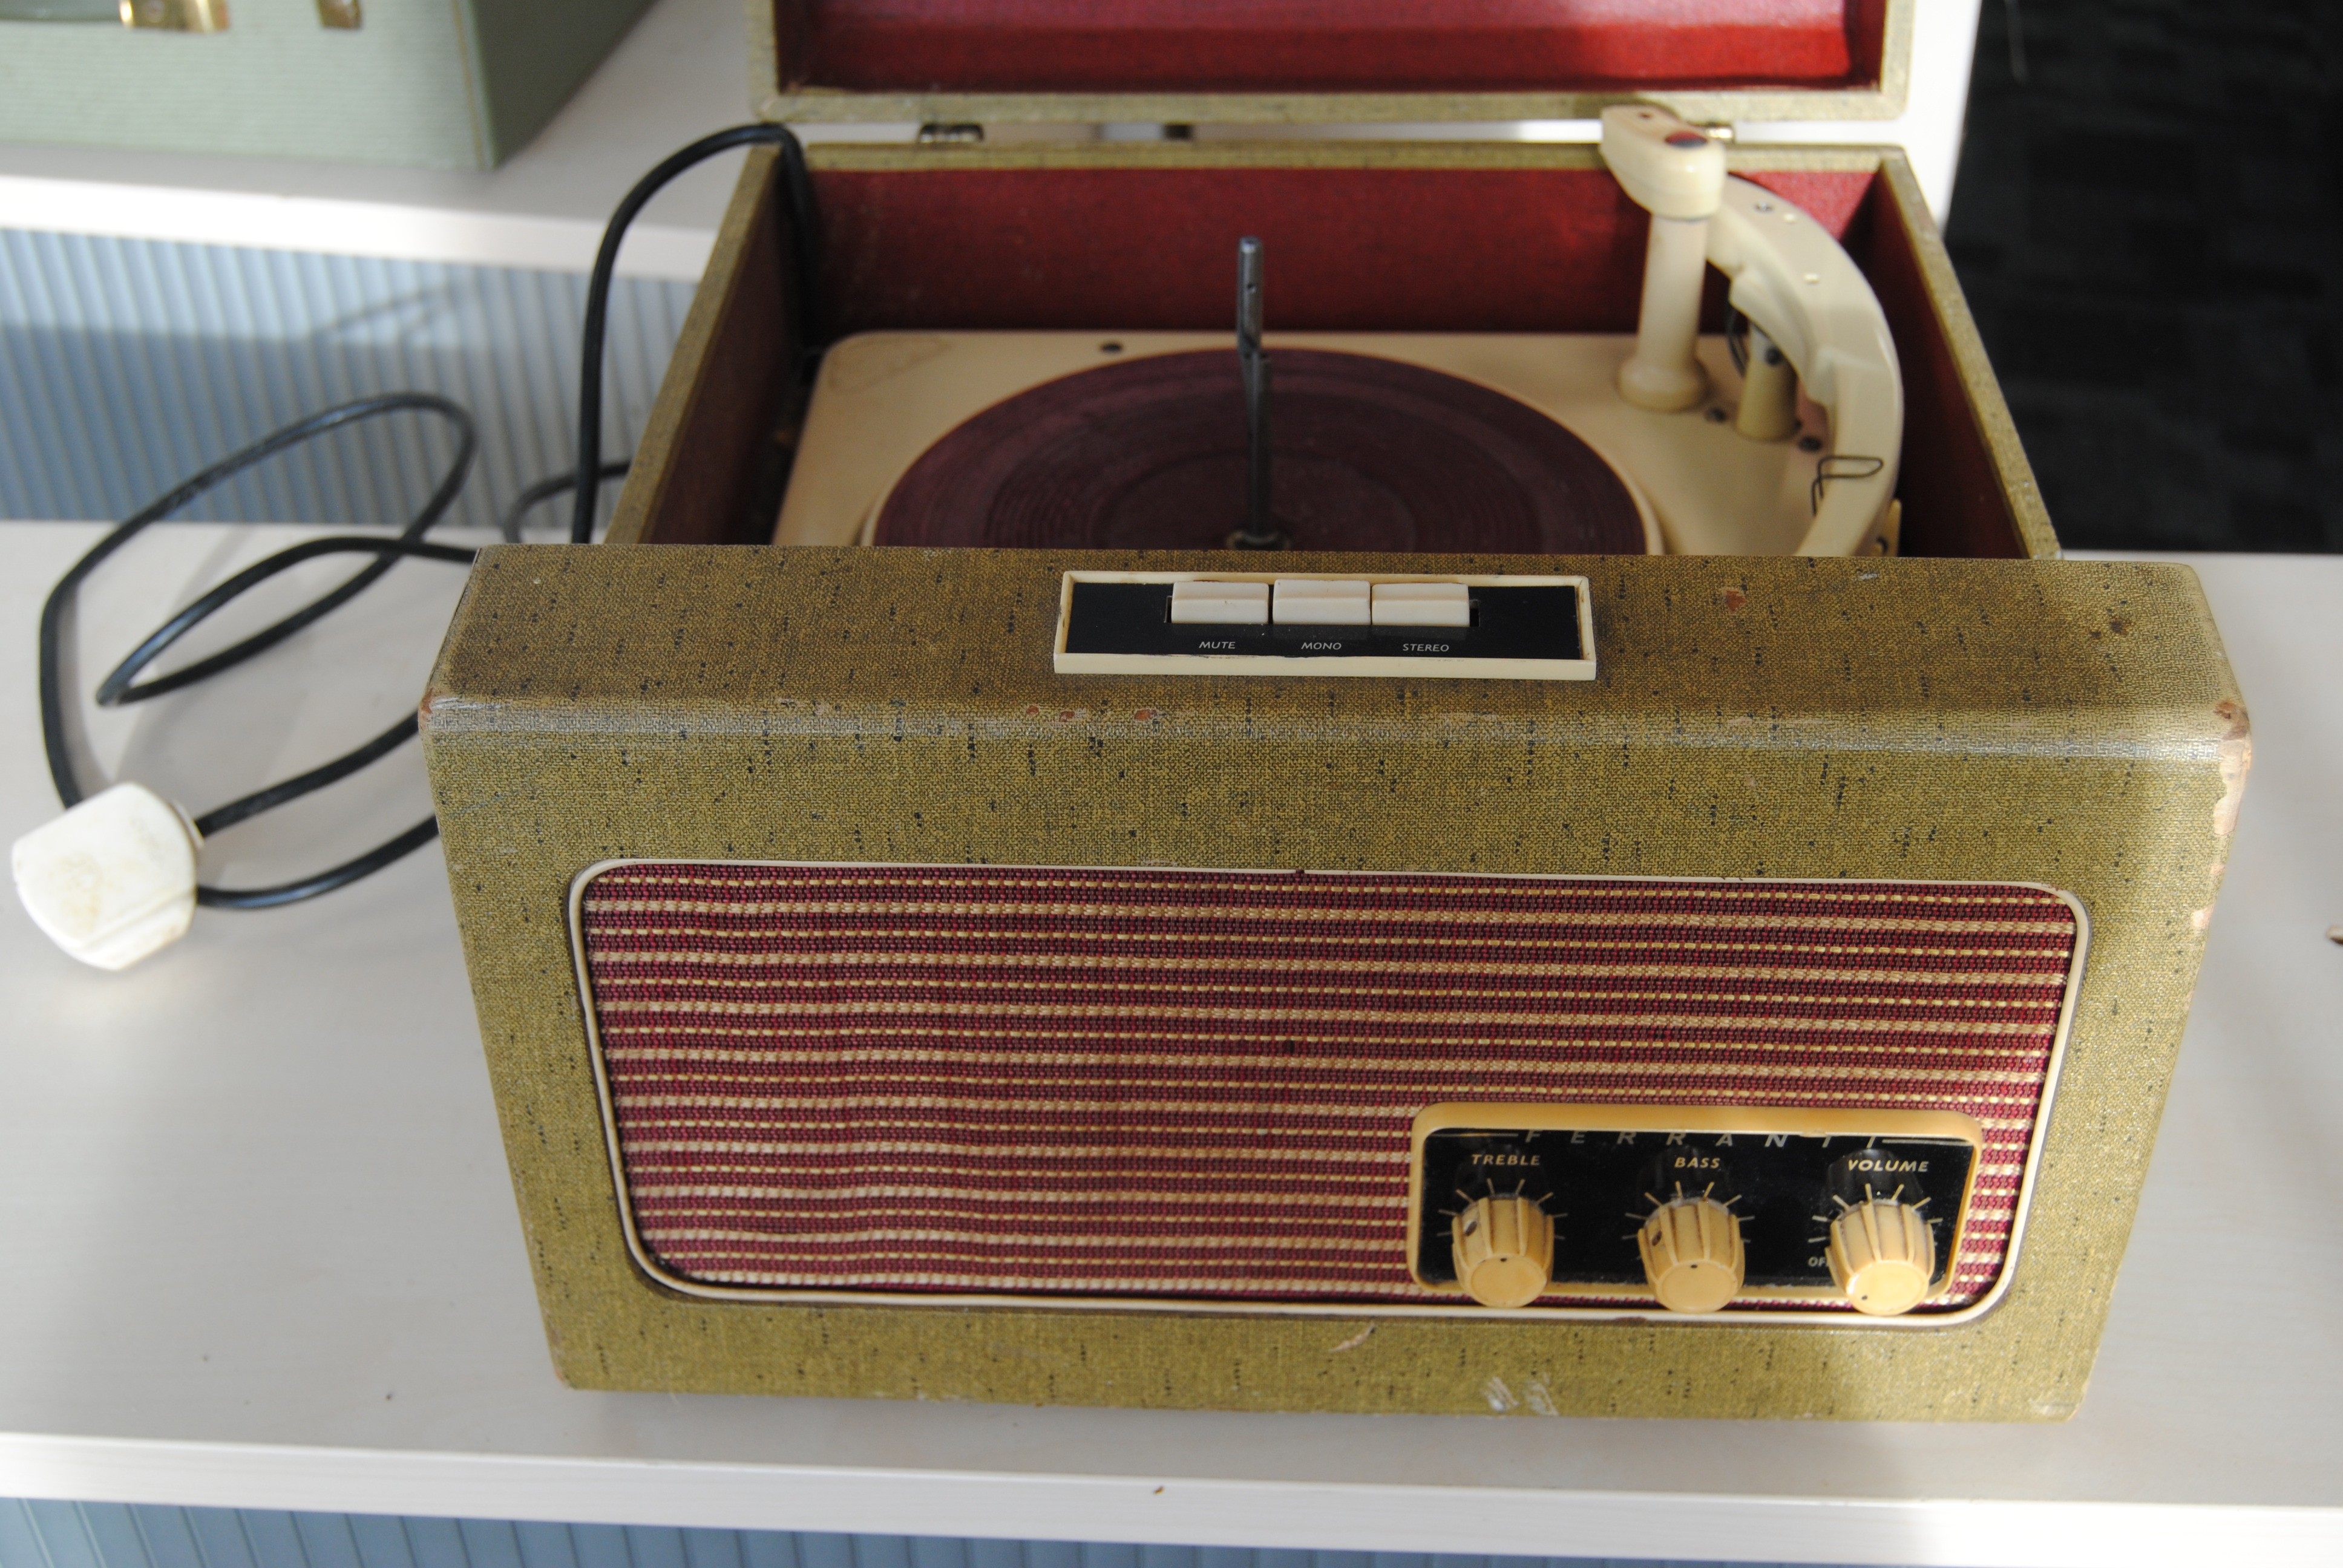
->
[871,348,1651,554]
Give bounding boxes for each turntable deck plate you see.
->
[775,332,1841,557]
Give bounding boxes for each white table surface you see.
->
[0,525,2336,1568]
[0,0,1985,281]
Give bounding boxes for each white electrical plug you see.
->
[11,782,201,970]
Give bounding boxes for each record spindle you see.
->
[1230,236,1285,550]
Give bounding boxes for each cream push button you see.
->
[1168,580,1269,624]
[1272,578,1371,625]
[1371,581,1471,627]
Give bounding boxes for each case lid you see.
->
[755,0,1911,127]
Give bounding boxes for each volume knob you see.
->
[1451,1195,1555,1307]
[1827,1198,1937,1316]
[1638,1197,1744,1313]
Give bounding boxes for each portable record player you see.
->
[419,0,2250,1421]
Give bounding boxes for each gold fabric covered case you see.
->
[422,547,2245,1420]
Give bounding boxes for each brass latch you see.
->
[113,0,355,27]
[120,0,228,29]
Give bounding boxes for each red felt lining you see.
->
[814,166,1870,338]
[780,0,1883,96]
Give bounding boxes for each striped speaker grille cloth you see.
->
[577,864,2080,1309]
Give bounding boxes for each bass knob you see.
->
[1637,1195,1744,1313]
[1450,1194,1555,1307]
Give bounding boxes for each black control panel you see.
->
[1414,1123,1976,1292]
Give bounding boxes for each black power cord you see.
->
[34,122,821,916]
[571,123,816,544]
[36,393,480,909]
[500,460,631,543]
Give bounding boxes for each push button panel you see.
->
[1055,572,1594,680]
[1406,1103,1984,1316]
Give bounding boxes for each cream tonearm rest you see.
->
[1601,106,1903,558]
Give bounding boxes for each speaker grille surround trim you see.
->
[573,862,2085,1321]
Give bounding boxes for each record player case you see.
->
[418,0,2250,1420]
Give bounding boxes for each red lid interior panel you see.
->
[813,165,1874,338]
[776,0,1890,97]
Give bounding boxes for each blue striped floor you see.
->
[0,1503,1890,1568]
[0,230,690,534]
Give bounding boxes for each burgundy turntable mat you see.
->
[870,348,1650,554]
[578,865,2079,1309]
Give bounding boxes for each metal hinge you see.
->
[916,123,986,145]
[120,0,228,28]
[115,0,356,28]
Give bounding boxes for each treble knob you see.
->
[1450,1194,1555,1307]
[1637,1195,1744,1313]
[1826,1197,1937,1316]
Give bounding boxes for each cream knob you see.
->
[1637,1197,1745,1313]
[1827,1198,1937,1316]
[1450,1195,1555,1308]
